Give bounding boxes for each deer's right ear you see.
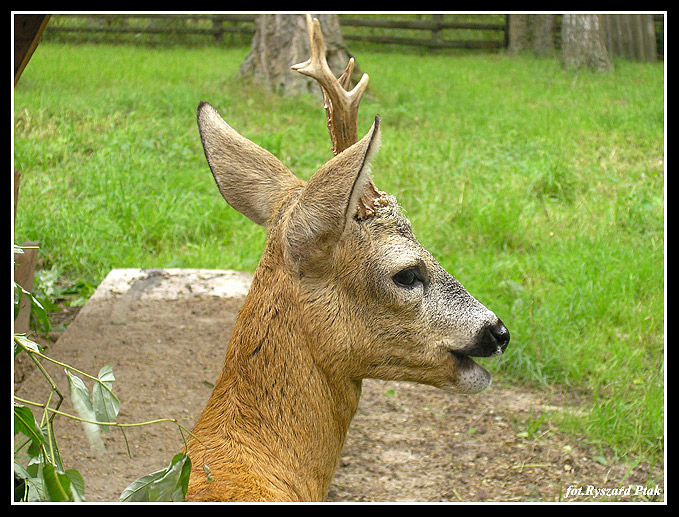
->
[283,116,382,275]
[197,102,305,227]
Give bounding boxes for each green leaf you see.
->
[65,469,86,501]
[21,289,52,334]
[14,405,45,447]
[66,369,104,452]
[120,470,164,502]
[120,453,192,502]
[14,462,45,502]
[593,455,609,466]
[14,333,43,357]
[39,464,85,502]
[65,370,94,417]
[42,463,75,501]
[92,365,119,432]
[41,420,65,471]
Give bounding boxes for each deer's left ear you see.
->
[284,116,381,274]
[197,102,305,227]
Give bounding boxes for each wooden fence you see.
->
[43,13,664,56]
[340,15,506,49]
[43,14,507,50]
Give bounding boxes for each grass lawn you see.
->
[13,43,664,469]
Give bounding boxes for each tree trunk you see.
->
[507,14,555,55]
[599,14,657,62]
[531,14,555,56]
[507,14,529,53]
[561,14,611,72]
[238,14,355,97]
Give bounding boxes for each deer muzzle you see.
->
[443,316,509,394]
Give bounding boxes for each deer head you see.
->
[187,14,508,501]
[197,16,507,395]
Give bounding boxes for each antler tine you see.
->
[292,14,370,156]
[337,57,355,91]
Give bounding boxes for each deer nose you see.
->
[488,319,510,354]
[462,319,510,358]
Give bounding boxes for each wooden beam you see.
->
[14,14,51,86]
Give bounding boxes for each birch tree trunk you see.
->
[561,14,611,71]
[238,14,355,97]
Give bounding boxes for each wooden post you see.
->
[212,15,223,42]
[14,242,39,334]
[504,14,510,49]
[430,14,443,48]
[14,172,39,334]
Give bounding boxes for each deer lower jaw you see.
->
[445,351,492,394]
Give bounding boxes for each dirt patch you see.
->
[14,269,663,502]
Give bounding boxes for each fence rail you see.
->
[340,15,505,49]
[43,14,663,55]
[43,14,506,50]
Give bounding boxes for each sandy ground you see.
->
[14,268,664,503]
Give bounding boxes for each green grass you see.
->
[14,43,664,466]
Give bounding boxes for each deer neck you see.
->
[196,263,362,501]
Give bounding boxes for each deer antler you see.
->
[292,14,388,219]
[291,14,370,156]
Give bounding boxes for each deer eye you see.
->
[393,267,424,288]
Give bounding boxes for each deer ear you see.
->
[284,116,382,274]
[197,102,305,227]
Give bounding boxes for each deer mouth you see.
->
[449,350,490,369]
[446,351,493,394]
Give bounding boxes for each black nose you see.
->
[470,319,509,357]
[490,320,510,353]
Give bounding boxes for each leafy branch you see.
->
[13,333,200,502]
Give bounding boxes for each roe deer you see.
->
[184,15,509,502]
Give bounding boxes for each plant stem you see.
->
[14,395,201,448]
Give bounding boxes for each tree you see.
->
[238,14,357,97]
[531,14,555,56]
[561,14,611,72]
[599,14,657,62]
[507,14,555,56]
[507,13,529,53]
